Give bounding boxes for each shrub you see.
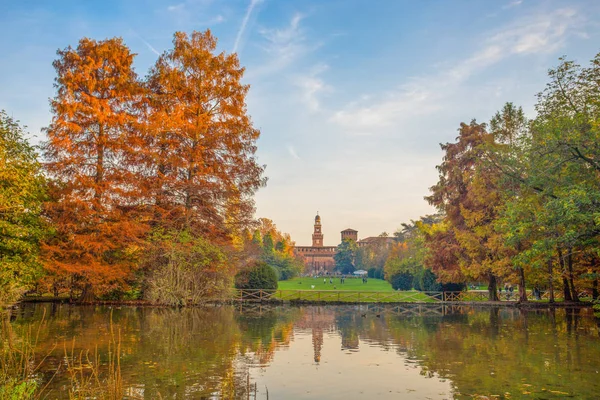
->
[143,229,232,306]
[440,282,466,292]
[415,269,442,292]
[391,272,413,291]
[235,262,278,290]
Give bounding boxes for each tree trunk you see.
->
[547,259,555,303]
[593,278,599,300]
[558,248,572,302]
[567,250,579,302]
[518,267,528,303]
[563,277,573,302]
[488,274,499,301]
[78,283,96,303]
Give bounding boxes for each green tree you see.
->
[235,261,278,290]
[0,111,47,305]
[335,239,357,274]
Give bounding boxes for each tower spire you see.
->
[312,213,323,247]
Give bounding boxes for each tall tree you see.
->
[143,30,265,239]
[43,38,147,300]
[427,121,512,300]
[0,112,46,305]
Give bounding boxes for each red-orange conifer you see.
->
[43,38,147,300]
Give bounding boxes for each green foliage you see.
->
[334,239,357,274]
[143,229,231,306]
[235,262,278,290]
[0,111,47,306]
[263,252,303,280]
[390,271,413,291]
[0,378,37,400]
[414,268,442,292]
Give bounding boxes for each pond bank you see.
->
[18,296,595,309]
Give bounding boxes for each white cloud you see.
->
[168,3,185,12]
[503,0,523,9]
[490,8,578,55]
[248,12,314,77]
[295,63,331,112]
[233,0,263,54]
[331,7,582,131]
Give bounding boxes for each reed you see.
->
[0,309,53,400]
[65,311,124,400]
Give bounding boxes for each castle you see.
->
[293,213,359,274]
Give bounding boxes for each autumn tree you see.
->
[43,38,147,301]
[142,30,265,239]
[427,121,513,300]
[0,111,47,305]
[493,55,600,301]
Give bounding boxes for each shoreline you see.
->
[16,296,595,309]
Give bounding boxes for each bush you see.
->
[414,269,442,292]
[440,282,466,292]
[143,229,232,306]
[235,262,278,290]
[390,272,413,291]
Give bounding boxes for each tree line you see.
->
[1,31,310,306]
[353,52,600,302]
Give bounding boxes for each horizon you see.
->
[2,0,600,245]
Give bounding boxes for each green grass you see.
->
[278,277,394,292]
[271,277,440,303]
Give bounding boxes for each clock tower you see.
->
[312,213,324,247]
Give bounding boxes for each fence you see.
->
[232,289,595,303]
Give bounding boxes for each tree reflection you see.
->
[6,304,600,399]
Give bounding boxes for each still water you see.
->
[6,303,600,399]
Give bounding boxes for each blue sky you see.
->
[2,0,600,245]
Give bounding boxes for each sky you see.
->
[2,0,600,246]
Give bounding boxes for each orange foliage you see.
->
[43,38,147,295]
[42,32,266,297]
[142,30,265,240]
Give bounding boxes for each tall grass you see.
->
[1,309,126,400]
[0,310,51,400]
[64,311,123,400]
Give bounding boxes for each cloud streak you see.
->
[331,7,582,131]
[287,145,301,160]
[295,63,331,112]
[233,0,262,54]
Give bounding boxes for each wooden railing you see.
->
[232,289,595,303]
[235,289,443,303]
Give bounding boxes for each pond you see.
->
[4,303,600,399]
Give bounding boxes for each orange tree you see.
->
[43,38,147,300]
[142,30,265,238]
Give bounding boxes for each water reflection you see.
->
[5,304,600,399]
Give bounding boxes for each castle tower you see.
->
[312,213,323,247]
[341,228,358,242]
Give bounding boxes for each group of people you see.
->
[497,284,543,300]
[323,276,348,284]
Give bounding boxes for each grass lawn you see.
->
[272,277,439,303]
[277,277,394,292]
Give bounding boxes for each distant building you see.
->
[294,213,337,274]
[341,228,358,242]
[356,236,396,248]
[293,213,395,274]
